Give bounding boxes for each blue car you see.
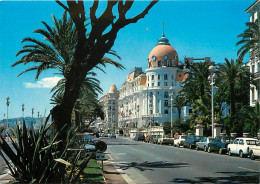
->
[183,135,203,149]
[207,136,234,154]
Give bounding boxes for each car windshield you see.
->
[181,136,187,139]
[246,140,259,145]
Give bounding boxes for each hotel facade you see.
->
[100,34,214,135]
[246,0,260,107]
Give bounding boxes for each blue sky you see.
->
[0,0,255,119]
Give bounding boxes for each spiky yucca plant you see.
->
[0,116,93,183]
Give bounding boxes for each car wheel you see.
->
[228,149,232,156]
[219,148,223,154]
[239,150,244,158]
[178,143,180,148]
[204,146,207,152]
[207,146,211,153]
[196,145,199,151]
[250,151,255,160]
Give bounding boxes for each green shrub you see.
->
[0,116,93,183]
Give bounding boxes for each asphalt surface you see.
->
[102,137,260,184]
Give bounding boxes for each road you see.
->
[102,137,260,184]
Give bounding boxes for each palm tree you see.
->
[172,95,186,119]
[236,19,260,61]
[218,58,252,117]
[12,12,124,130]
[182,62,211,103]
[13,12,124,79]
[218,58,255,135]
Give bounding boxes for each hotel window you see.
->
[171,74,174,80]
[158,74,160,80]
[164,91,169,98]
[158,82,160,86]
[164,100,168,107]
[148,83,149,87]
[164,109,168,114]
[158,61,161,67]
[164,74,168,80]
[172,82,174,86]
[152,83,154,87]
[164,82,168,87]
[152,75,154,80]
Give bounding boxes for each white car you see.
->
[249,143,260,160]
[173,135,187,147]
[227,138,259,158]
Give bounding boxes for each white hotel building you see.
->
[100,34,214,134]
[118,34,188,130]
[246,0,260,107]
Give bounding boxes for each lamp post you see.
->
[208,65,217,138]
[6,97,10,128]
[137,105,139,133]
[170,93,174,138]
[22,104,25,118]
[112,114,115,133]
[31,108,34,126]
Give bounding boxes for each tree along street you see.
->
[102,137,259,184]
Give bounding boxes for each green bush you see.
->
[0,116,93,183]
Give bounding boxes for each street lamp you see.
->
[31,108,34,126]
[6,97,10,128]
[208,65,217,138]
[112,114,115,133]
[170,93,173,138]
[21,104,25,118]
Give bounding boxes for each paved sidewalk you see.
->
[103,161,128,184]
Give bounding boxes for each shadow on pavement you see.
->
[115,161,190,171]
[170,171,259,183]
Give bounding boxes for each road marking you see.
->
[238,167,258,172]
[253,160,260,163]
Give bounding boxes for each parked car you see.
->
[196,137,214,151]
[207,136,234,154]
[158,136,174,145]
[227,138,259,158]
[183,135,202,149]
[249,142,260,160]
[110,133,116,138]
[174,135,187,147]
[150,135,162,144]
[134,134,145,141]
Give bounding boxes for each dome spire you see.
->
[162,21,165,37]
[158,22,170,45]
